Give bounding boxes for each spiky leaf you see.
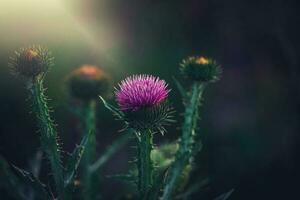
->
[64,132,91,188]
[214,189,234,200]
[99,96,124,119]
[0,156,27,200]
[106,173,137,185]
[172,77,187,99]
[12,165,51,200]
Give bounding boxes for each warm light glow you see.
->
[24,49,38,61]
[0,0,119,54]
[196,57,209,65]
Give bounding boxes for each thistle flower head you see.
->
[67,65,110,100]
[116,75,169,111]
[9,46,53,80]
[180,56,221,83]
[115,75,173,133]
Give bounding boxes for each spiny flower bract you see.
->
[180,56,221,83]
[123,101,174,133]
[9,46,54,79]
[67,65,110,100]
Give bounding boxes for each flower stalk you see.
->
[161,83,204,200]
[29,78,64,198]
[66,65,112,199]
[81,100,98,200]
[161,56,221,200]
[136,130,154,198]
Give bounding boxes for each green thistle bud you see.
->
[67,65,111,101]
[180,56,221,83]
[9,46,53,79]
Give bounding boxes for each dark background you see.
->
[0,0,300,199]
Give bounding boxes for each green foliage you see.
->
[161,83,205,200]
[64,132,91,188]
[80,101,98,200]
[12,165,51,200]
[28,77,97,200]
[29,77,65,198]
[107,172,137,183]
[99,95,124,119]
[0,156,28,200]
[151,143,179,170]
[77,99,131,199]
[172,77,187,99]
[4,48,226,200]
[159,56,222,199]
[136,130,154,199]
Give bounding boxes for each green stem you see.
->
[81,100,97,200]
[161,83,204,200]
[29,78,64,198]
[137,129,154,199]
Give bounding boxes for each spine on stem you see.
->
[161,83,204,200]
[161,56,221,200]
[9,46,65,198]
[30,78,64,198]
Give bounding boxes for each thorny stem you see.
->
[137,129,154,199]
[161,83,205,200]
[29,78,64,198]
[81,100,98,200]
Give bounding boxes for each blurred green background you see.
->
[0,0,299,199]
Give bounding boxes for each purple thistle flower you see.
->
[115,75,170,111]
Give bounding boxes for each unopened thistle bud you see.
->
[67,65,110,101]
[115,75,173,133]
[9,46,53,80]
[180,56,221,83]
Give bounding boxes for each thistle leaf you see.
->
[12,165,51,200]
[64,131,91,188]
[106,173,137,184]
[99,96,124,119]
[29,150,43,178]
[148,168,168,200]
[30,79,64,196]
[172,77,187,99]
[161,83,205,200]
[174,178,209,199]
[0,156,27,200]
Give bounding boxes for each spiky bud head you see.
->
[115,75,174,133]
[180,56,221,83]
[67,65,111,101]
[9,46,53,80]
